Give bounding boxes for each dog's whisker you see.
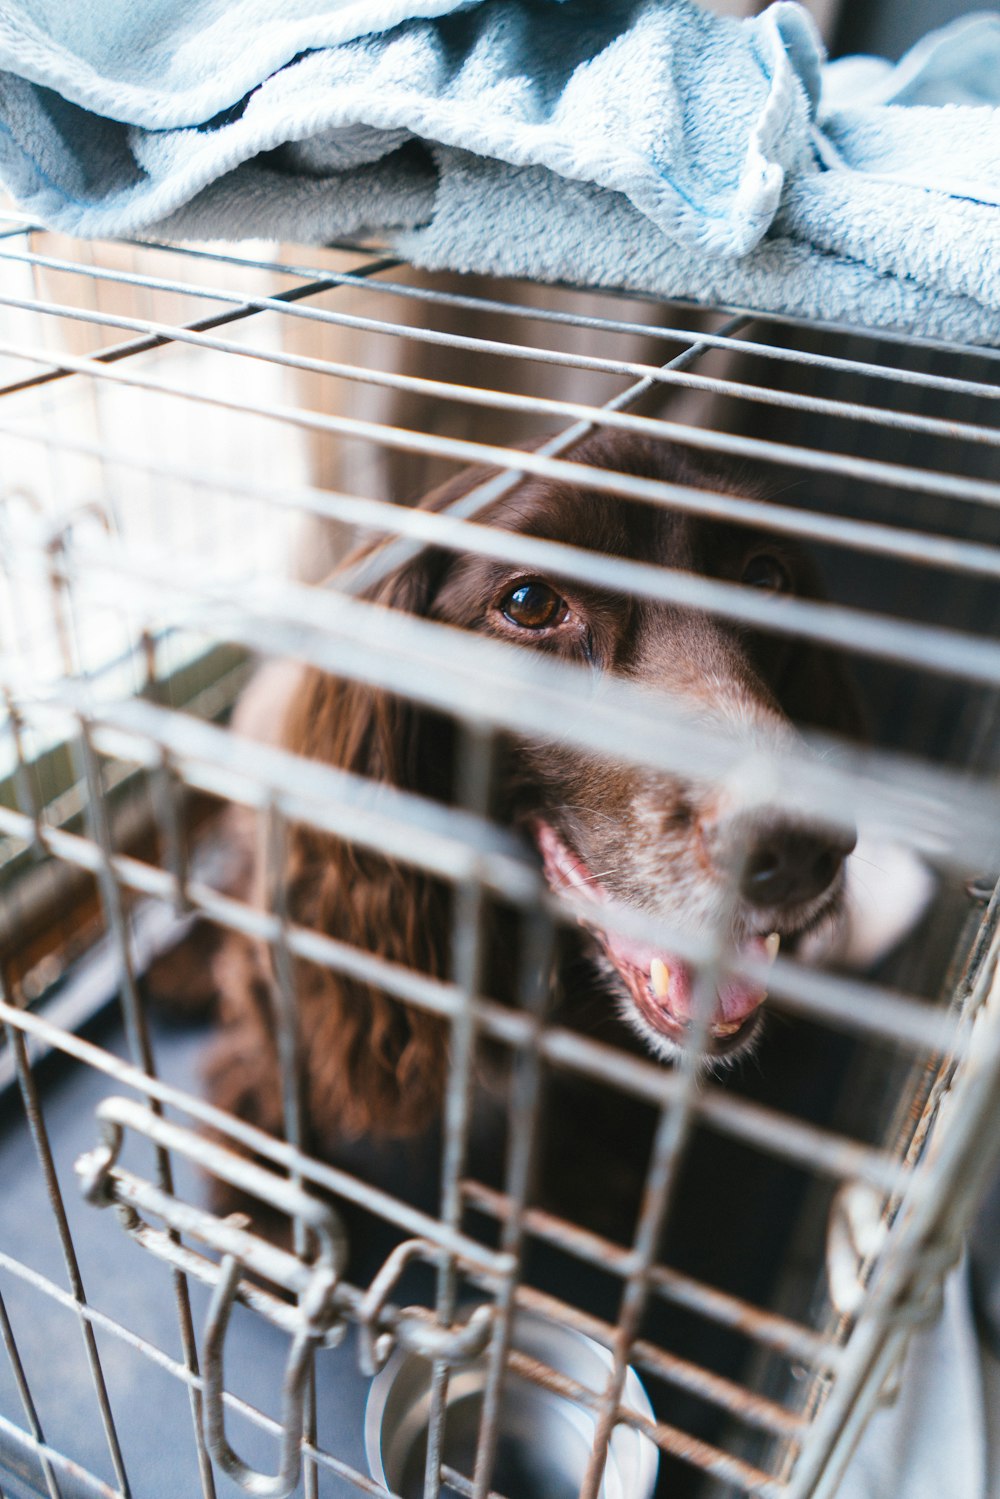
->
[848,855,891,876]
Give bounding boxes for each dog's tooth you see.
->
[713,1018,744,1037]
[764,932,781,963]
[650,958,670,998]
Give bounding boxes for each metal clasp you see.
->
[357,1237,494,1377]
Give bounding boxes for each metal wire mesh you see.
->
[0,212,998,1499]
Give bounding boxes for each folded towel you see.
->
[1,0,998,345]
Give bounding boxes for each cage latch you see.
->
[357,1237,495,1377]
[202,1246,338,1498]
[75,1096,348,1499]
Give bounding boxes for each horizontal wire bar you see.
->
[502,1282,805,1438]
[27,545,1000,866]
[695,291,1000,369]
[461,1181,839,1370]
[3,348,1000,690]
[83,1185,329,1340]
[0,1225,646,1491]
[0,1250,396,1499]
[535,1024,903,1190]
[438,1465,510,1499]
[0,957,904,1194]
[0,251,719,389]
[494,1335,782,1497]
[0,724,965,1117]
[0,994,507,1268]
[2,1238,776,1497]
[57,694,971,1058]
[0,773,963,1112]
[23,630,1000,903]
[123,232,1000,384]
[0,711,537,898]
[0,418,996,583]
[3,329,1000,550]
[5,210,999,380]
[397,1297,785,1496]
[0,1413,119,1499]
[4,274,1000,456]
[7,579,999,914]
[0,258,399,401]
[180,457,1000,579]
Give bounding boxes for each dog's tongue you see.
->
[601,928,770,1038]
[532,818,775,1042]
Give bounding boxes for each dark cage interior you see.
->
[0,225,999,1499]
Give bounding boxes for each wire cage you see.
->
[0,211,999,1499]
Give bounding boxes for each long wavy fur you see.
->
[204,470,479,1149]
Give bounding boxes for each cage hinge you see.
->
[826,1178,963,1407]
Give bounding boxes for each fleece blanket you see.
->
[0,1,998,342]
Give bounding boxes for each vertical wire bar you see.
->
[807,1327,913,1499]
[74,725,218,1499]
[263,800,319,1499]
[137,626,220,1493]
[422,726,497,1499]
[1,691,43,856]
[539,322,755,1499]
[46,543,218,1499]
[141,629,190,917]
[0,1286,63,1499]
[469,908,559,1499]
[0,976,131,1497]
[574,1013,709,1499]
[75,715,220,1499]
[575,782,758,1499]
[787,923,1000,1499]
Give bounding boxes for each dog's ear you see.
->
[286,457,503,789]
[269,464,507,1144]
[287,547,447,793]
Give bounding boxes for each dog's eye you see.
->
[500,580,567,630]
[741,554,790,593]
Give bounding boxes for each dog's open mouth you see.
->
[531,818,780,1055]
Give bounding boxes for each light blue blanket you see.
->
[0,0,998,344]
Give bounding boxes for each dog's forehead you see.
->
[480,478,717,564]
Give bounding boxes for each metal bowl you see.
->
[364,1309,659,1499]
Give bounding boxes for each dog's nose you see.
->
[740,824,856,909]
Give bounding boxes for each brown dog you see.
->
[203,431,862,1160]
